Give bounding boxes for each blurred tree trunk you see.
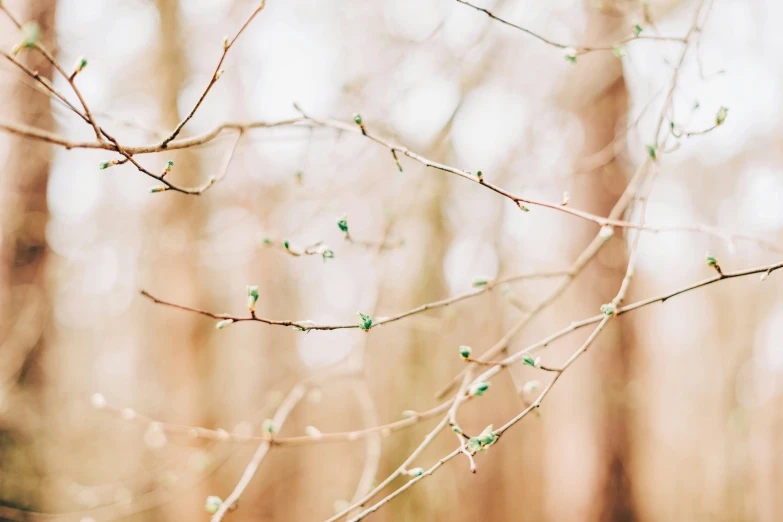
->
[546,3,636,521]
[142,0,214,518]
[0,0,57,510]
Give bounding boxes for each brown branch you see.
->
[159,1,267,148]
[139,269,569,332]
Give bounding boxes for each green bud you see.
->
[337,215,349,233]
[215,319,234,330]
[321,249,335,262]
[406,467,424,477]
[476,170,483,181]
[469,380,490,397]
[149,186,167,193]
[633,24,643,37]
[599,225,614,241]
[263,419,275,434]
[283,240,290,250]
[459,345,472,359]
[204,496,223,514]
[21,22,41,49]
[262,237,272,245]
[396,161,403,172]
[467,437,482,453]
[646,144,657,160]
[247,285,259,312]
[357,311,373,331]
[715,106,728,126]
[472,278,490,288]
[563,47,578,64]
[705,252,717,267]
[612,45,627,58]
[209,176,217,185]
[74,56,88,73]
[99,160,118,170]
[165,160,174,172]
[353,113,363,125]
[522,353,536,367]
[600,303,616,316]
[402,409,417,418]
[452,425,462,434]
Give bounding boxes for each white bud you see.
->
[205,496,223,514]
[215,319,234,330]
[599,225,614,241]
[144,422,167,449]
[304,425,322,438]
[90,393,106,409]
[522,380,541,395]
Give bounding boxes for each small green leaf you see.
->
[522,353,536,367]
[459,345,472,359]
[357,312,373,331]
[337,215,349,233]
[633,24,643,37]
[646,144,657,160]
[477,424,498,447]
[612,45,627,58]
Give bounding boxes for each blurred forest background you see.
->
[2,0,783,521]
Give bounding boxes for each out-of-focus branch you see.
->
[454,0,685,56]
[209,382,306,522]
[100,396,454,447]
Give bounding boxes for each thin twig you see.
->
[160,1,267,148]
[209,383,307,522]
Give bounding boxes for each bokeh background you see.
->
[2,0,783,520]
